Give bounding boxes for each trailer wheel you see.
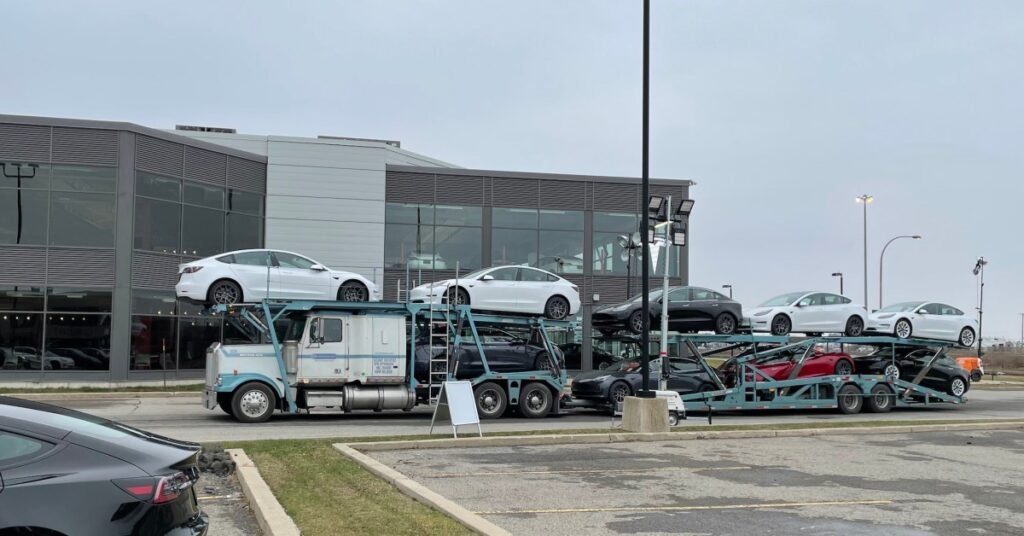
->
[837,384,864,415]
[474,381,507,419]
[231,382,276,423]
[519,383,552,418]
[948,377,968,397]
[866,385,894,413]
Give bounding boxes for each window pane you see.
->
[0,431,49,462]
[50,191,115,247]
[594,212,638,233]
[493,208,538,229]
[491,228,537,266]
[132,289,177,315]
[47,288,112,312]
[226,213,262,250]
[131,316,176,370]
[434,226,481,270]
[539,210,583,231]
[322,318,343,342]
[520,268,549,282]
[0,313,43,371]
[275,252,316,269]
[45,314,110,371]
[593,232,637,275]
[136,172,180,201]
[0,163,48,189]
[652,243,680,277]
[233,251,273,266]
[227,190,262,216]
[0,189,47,245]
[488,267,519,281]
[182,206,224,257]
[179,318,221,369]
[385,223,431,269]
[386,203,433,225]
[0,286,45,311]
[183,182,225,209]
[51,165,116,193]
[434,205,481,226]
[539,230,584,275]
[135,197,180,253]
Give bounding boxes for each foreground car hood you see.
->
[748,307,779,317]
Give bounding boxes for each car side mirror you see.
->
[481,275,494,281]
[918,309,928,315]
[310,264,327,271]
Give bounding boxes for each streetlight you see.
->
[831,272,844,295]
[855,194,873,309]
[1019,313,1023,347]
[878,235,922,308]
[638,0,654,399]
[973,257,987,358]
[655,196,693,391]
[1,163,39,244]
[722,284,732,299]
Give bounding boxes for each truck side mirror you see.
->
[309,318,322,344]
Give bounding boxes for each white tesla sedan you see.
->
[408,265,581,320]
[747,291,867,336]
[866,301,977,347]
[175,249,380,305]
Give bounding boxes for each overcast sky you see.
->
[4,1,1021,339]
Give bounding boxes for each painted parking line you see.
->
[426,466,752,478]
[475,499,893,515]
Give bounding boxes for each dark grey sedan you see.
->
[592,286,743,336]
[570,356,721,405]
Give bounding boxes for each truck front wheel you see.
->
[231,382,276,423]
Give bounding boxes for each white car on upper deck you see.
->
[175,249,380,306]
[408,265,580,320]
[747,290,867,336]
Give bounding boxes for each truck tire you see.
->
[865,384,894,413]
[837,384,864,415]
[231,382,276,423]
[519,383,553,418]
[970,369,982,382]
[474,381,507,419]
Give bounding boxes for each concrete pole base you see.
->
[622,396,670,433]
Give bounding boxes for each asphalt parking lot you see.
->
[371,430,1024,535]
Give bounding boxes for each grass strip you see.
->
[0,383,204,394]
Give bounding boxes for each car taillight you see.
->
[114,472,193,504]
[182,266,204,274]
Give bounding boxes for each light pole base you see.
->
[622,396,669,433]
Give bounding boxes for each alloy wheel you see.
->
[895,319,912,339]
[341,284,367,302]
[835,359,853,376]
[883,364,900,381]
[610,383,631,404]
[213,283,240,305]
[771,315,790,335]
[717,314,736,334]
[959,328,975,347]
[547,298,568,320]
[950,378,966,397]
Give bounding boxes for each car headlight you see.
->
[589,375,610,382]
[876,313,895,319]
[753,309,772,317]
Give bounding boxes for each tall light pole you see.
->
[1019,313,1023,347]
[878,235,922,308]
[973,257,987,358]
[855,194,873,309]
[722,284,732,299]
[831,272,844,295]
[638,0,653,398]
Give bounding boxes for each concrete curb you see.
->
[334,444,511,536]
[349,421,1024,452]
[226,448,301,536]
[5,392,202,400]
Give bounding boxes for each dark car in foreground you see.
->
[0,396,208,536]
[571,356,720,405]
[592,286,743,336]
[413,326,562,384]
[854,348,970,397]
[558,343,618,370]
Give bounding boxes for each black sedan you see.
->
[854,347,970,397]
[592,286,743,336]
[558,343,618,370]
[414,326,561,383]
[570,356,721,405]
[0,397,208,535]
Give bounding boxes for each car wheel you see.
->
[533,352,551,371]
[883,364,900,382]
[958,327,976,347]
[770,314,791,336]
[948,377,967,397]
[448,287,471,306]
[608,381,633,405]
[338,281,368,302]
[971,369,982,382]
[715,313,738,335]
[209,280,243,306]
[668,412,679,426]
[231,382,276,423]
[866,384,894,413]
[544,296,570,320]
[844,316,865,337]
[894,318,913,339]
[598,360,611,370]
[519,383,552,418]
[473,381,507,419]
[628,310,645,334]
[833,358,854,376]
[837,384,864,414]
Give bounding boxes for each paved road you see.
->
[37,389,1024,443]
[371,430,1024,535]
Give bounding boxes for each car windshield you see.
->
[759,292,808,307]
[628,290,665,303]
[462,268,495,280]
[877,302,924,313]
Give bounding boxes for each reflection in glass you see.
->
[539,231,584,275]
[491,228,537,266]
[593,232,632,275]
[182,205,225,257]
[51,165,116,193]
[132,289,177,315]
[183,182,225,209]
[385,223,434,268]
[131,315,176,370]
[227,190,262,216]
[492,208,538,229]
[0,287,45,311]
[137,172,181,201]
[50,191,115,247]
[539,210,583,231]
[434,205,482,226]
[226,213,261,251]
[134,197,180,253]
[433,226,481,270]
[47,288,112,312]
[0,313,43,371]
[594,212,638,233]
[385,203,433,225]
[0,189,47,245]
[44,315,110,371]
[0,163,49,189]
[179,318,221,369]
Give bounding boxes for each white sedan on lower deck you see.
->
[409,265,581,320]
[866,301,978,347]
[175,249,380,305]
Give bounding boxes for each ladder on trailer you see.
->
[427,264,462,405]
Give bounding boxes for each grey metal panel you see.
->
[591,276,631,304]
[227,156,267,193]
[482,177,493,207]
[110,131,136,380]
[184,146,227,185]
[136,135,184,177]
[385,171,434,203]
[0,123,50,162]
[593,183,639,212]
[0,246,47,285]
[434,175,484,205]
[539,180,586,209]
[585,182,594,211]
[51,127,118,165]
[46,248,115,286]
[132,251,182,289]
[387,164,693,187]
[492,178,539,208]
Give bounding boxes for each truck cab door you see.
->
[304,315,349,381]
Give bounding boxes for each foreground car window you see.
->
[0,431,51,463]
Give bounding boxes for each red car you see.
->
[753,349,855,380]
